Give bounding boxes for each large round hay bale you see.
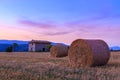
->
[50,43,69,57]
[68,39,110,68]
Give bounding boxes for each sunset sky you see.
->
[0,0,120,46]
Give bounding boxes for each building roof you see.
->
[29,40,51,44]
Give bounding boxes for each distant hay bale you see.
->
[68,39,110,68]
[50,43,69,57]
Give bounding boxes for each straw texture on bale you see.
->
[68,39,110,68]
[50,43,69,57]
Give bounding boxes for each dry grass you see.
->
[0,52,119,80]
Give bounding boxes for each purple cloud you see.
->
[19,19,57,29]
[44,31,72,36]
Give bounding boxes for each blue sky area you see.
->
[0,0,120,46]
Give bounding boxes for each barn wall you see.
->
[29,43,35,52]
[29,43,32,51]
[35,44,49,52]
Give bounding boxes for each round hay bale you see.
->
[68,39,110,68]
[50,43,69,57]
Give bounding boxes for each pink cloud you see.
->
[19,19,57,29]
[18,18,75,36]
[44,31,72,36]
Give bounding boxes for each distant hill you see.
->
[110,46,120,51]
[51,42,70,46]
[0,40,29,52]
[0,44,11,52]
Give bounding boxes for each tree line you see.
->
[6,43,18,52]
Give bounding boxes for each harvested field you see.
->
[0,52,119,80]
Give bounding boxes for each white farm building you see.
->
[29,40,51,52]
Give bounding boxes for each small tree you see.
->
[6,46,13,52]
[13,43,18,52]
[46,44,52,51]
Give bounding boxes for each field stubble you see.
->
[0,52,119,80]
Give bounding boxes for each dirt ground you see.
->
[0,52,119,80]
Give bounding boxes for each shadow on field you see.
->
[107,62,120,67]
